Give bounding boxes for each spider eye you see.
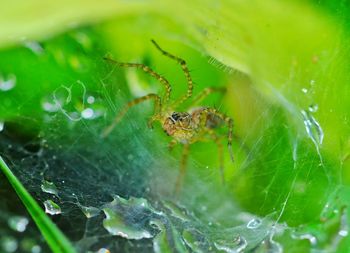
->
[171,112,181,121]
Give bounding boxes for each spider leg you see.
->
[227,118,234,162]
[147,113,162,129]
[199,108,234,162]
[168,139,177,151]
[151,40,193,106]
[102,93,161,137]
[205,129,225,183]
[189,129,225,183]
[175,143,190,193]
[104,57,172,102]
[190,86,226,106]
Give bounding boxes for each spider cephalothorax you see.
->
[102,40,234,192]
[163,112,193,141]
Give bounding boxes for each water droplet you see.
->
[0,236,18,253]
[87,96,95,104]
[264,234,283,253]
[0,74,16,91]
[214,235,247,253]
[234,236,248,252]
[247,218,262,229]
[41,180,58,196]
[339,229,348,237]
[292,231,317,245]
[96,248,110,253]
[308,104,318,113]
[81,108,94,119]
[102,196,160,240]
[152,219,187,253]
[41,97,60,112]
[31,245,41,253]
[80,205,100,218]
[52,82,104,121]
[23,41,44,55]
[303,234,318,245]
[301,110,324,146]
[43,200,61,215]
[162,201,189,221]
[301,88,308,93]
[103,207,152,239]
[336,207,349,239]
[8,216,29,232]
[0,121,4,132]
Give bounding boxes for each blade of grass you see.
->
[0,156,76,253]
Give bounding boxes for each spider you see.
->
[102,40,234,191]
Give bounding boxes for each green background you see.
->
[1,0,350,252]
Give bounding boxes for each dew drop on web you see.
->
[301,110,324,146]
[80,205,100,218]
[43,200,62,215]
[246,218,262,229]
[41,180,59,196]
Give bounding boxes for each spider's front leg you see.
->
[151,40,193,107]
[104,56,172,103]
[101,93,161,137]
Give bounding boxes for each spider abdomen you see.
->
[190,107,223,129]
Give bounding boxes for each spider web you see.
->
[0,79,284,253]
[0,20,349,253]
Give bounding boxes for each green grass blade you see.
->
[0,156,76,253]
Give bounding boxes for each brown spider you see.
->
[102,40,234,191]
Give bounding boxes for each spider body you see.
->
[103,40,234,192]
[162,109,223,144]
[163,112,194,142]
